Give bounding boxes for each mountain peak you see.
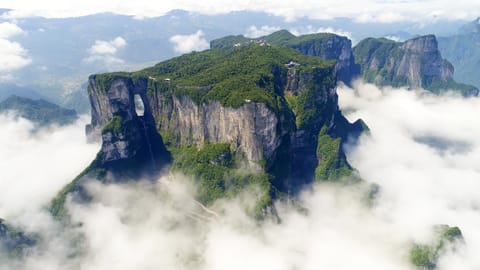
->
[402,34,438,53]
[353,35,478,95]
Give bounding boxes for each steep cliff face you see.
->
[152,97,281,168]
[86,76,170,178]
[210,30,359,86]
[86,76,282,171]
[51,45,364,217]
[86,46,363,185]
[353,35,478,95]
[286,33,359,86]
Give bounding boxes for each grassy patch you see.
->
[170,142,275,217]
[409,225,464,269]
[315,126,356,182]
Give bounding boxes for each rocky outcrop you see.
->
[86,46,364,188]
[51,44,366,218]
[409,225,464,269]
[353,35,478,95]
[401,35,453,84]
[155,97,281,168]
[86,76,170,178]
[210,30,359,86]
[286,33,359,86]
[87,77,280,170]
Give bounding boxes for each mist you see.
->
[3,82,480,269]
[339,82,480,269]
[0,114,98,230]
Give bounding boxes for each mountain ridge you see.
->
[210,30,359,86]
[50,45,365,218]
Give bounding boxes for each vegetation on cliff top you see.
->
[57,44,357,220]
[315,126,357,182]
[409,225,464,269]
[171,142,274,217]
[210,30,344,51]
[93,45,335,113]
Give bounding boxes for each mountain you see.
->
[353,35,478,95]
[0,83,47,102]
[210,30,359,86]
[2,11,469,114]
[0,95,78,126]
[50,45,365,218]
[438,17,480,89]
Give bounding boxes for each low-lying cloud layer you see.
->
[0,114,98,225]
[3,82,480,269]
[339,82,480,269]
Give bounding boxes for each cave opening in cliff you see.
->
[134,94,145,116]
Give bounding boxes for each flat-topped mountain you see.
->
[353,35,478,95]
[210,30,359,86]
[51,45,365,218]
[211,30,477,95]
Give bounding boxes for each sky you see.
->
[1,0,480,23]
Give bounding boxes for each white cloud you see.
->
[2,0,480,24]
[88,37,126,55]
[0,22,31,73]
[384,35,403,42]
[0,22,24,38]
[244,25,281,38]
[0,114,98,222]
[338,81,480,268]
[84,36,127,64]
[0,38,31,72]
[169,30,209,54]
[290,25,353,41]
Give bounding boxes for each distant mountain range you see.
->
[0,95,78,126]
[438,18,480,89]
